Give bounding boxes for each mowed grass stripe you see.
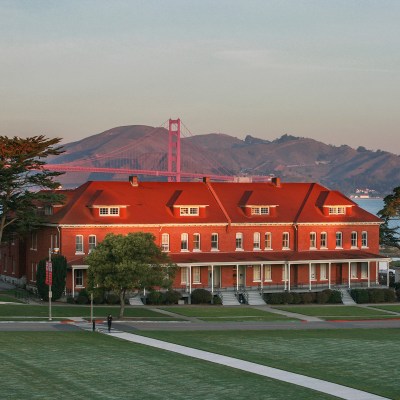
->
[0,332,337,400]
[139,329,399,399]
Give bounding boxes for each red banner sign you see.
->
[45,261,53,286]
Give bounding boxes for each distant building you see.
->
[0,177,390,302]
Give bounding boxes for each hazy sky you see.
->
[1,0,399,154]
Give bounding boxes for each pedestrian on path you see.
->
[107,314,112,332]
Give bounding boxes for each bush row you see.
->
[263,289,342,305]
[350,288,396,303]
[146,290,182,305]
[67,289,121,305]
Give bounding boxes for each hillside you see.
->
[49,125,400,195]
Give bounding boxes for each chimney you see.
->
[129,176,139,187]
[203,177,210,183]
[271,177,281,187]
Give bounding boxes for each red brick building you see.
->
[0,177,390,302]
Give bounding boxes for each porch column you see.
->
[261,264,263,291]
[236,265,239,291]
[283,264,287,291]
[348,262,351,289]
[387,261,390,288]
[367,261,370,288]
[211,265,214,295]
[328,262,331,289]
[288,263,291,292]
[72,267,75,298]
[309,262,311,291]
[189,266,192,294]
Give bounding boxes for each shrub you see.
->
[368,289,385,303]
[301,292,314,304]
[147,291,165,305]
[383,288,396,302]
[328,290,342,304]
[264,293,283,304]
[316,290,331,304]
[76,289,89,304]
[213,295,222,305]
[291,292,302,304]
[191,289,212,304]
[106,293,120,305]
[66,296,75,304]
[164,290,181,305]
[281,292,293,304]
[350,289,369,304]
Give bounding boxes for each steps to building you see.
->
[246,291,266,306]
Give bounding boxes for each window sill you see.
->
[264,279,272,282]
[75,252,85,255]
[193,249,201,252]
[335,247,343,250]
[264,248,273,251]
[235,248,244,251]
[282,248,291,251]
[253,248,261,251]
[351,246,358,249]
[180,249,189,252]
[211,248,219,252]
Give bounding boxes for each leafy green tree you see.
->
[86,232,177,318]
[0,135,64,244]
[378,186,400,249]
[36,255,68,301]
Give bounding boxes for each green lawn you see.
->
[0,331,337,400]
[274,305,399,319]
[368,305,400,313]
[0,294,24,303]
[0,304,179,320]
[162,306,291,321]
[140,329,400,399]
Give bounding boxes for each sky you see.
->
[1,0,399,154]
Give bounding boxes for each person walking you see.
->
[107,314,113,332]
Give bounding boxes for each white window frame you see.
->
[211,233,219,251]
[351,262,358,279]
[361,231,368,248]
[31,232,37,251]
[193,233,201,251]
[320,263,328,280]
[335,232,343,248]
[161,233,170,252]
[310,232,317,249]
[75,269,84,287]
[253,232,261,250]
[253,265,261,282]
[320,232,327,249]
[75,235,84,254]
[235,232,243,251]
[193,266,201,284]
[282,232,290,250]
[181,268,189,284]
[264,232,272,250]
[88,235,96,253]
[351,231,358,248]
[180,233,189,252]
[180,207,199,216]
[99,207,120,216]
[361,263,368,279]
[328,206,346,215]
[310,263,317,281]
[282,265,288,282]
[251,206,270,215]
[264,264,272,281]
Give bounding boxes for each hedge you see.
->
[263,289,342,305]
[350,288,396,303]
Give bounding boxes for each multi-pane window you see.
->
[351,232,358,248]
[88,235,96,253]
[320,263,328,280]
[75,235,84,253]
[253,265,261,281]
[335,232,343,248]
[211,233,219,250]
[264,265,272,281]
[235,233,243,250]
[99,207,120,216]
[193,233,201,251]
[181,233,188,251]
[351,263,358,278]
[193,266,201,283]
[44,205,53,215]
[161,233,170,252]
[181,268,189,284]
[320,232,327,248]
[310,232,317,249]
[75,270,84,287]
[361,231,368,247]
[253,232,261,250]
[251,207,269,215]
[282,232,290,249]
[328,206,345,215]
[361,263,368,279]
[180,207,199,216]
[264,232,272,250]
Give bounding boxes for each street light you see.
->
[46,248,53,321]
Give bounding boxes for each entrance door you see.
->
[336,264,342,284]
[208,266,221,288]
[238,265,246,287]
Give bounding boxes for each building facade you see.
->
[0,177,390,300]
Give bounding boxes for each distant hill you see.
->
[50,125,400,195]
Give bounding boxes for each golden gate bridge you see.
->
[44,119,271,182]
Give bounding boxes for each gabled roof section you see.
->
[239,190,278,207]
[318,190,355,207]
[86,190,128,207]
[167,189,209,207]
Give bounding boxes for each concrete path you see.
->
[252,305,324,321]
[101,329,388,400]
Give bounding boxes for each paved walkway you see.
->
[91,325,388,400]
[252,305,324,321]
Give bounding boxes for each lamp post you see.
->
[47,248,53,321]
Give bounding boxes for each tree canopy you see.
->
[86,232,177,317]
[0,135,64,244]
[378,186,400,249]
[36,255,68,301]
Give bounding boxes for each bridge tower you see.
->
[168,118,181,182]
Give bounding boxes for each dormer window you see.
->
[44,205,53,216]
[180,207,199,216]
[328,206,345,215]
[99,207,120,216]
[251,206,270,215]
